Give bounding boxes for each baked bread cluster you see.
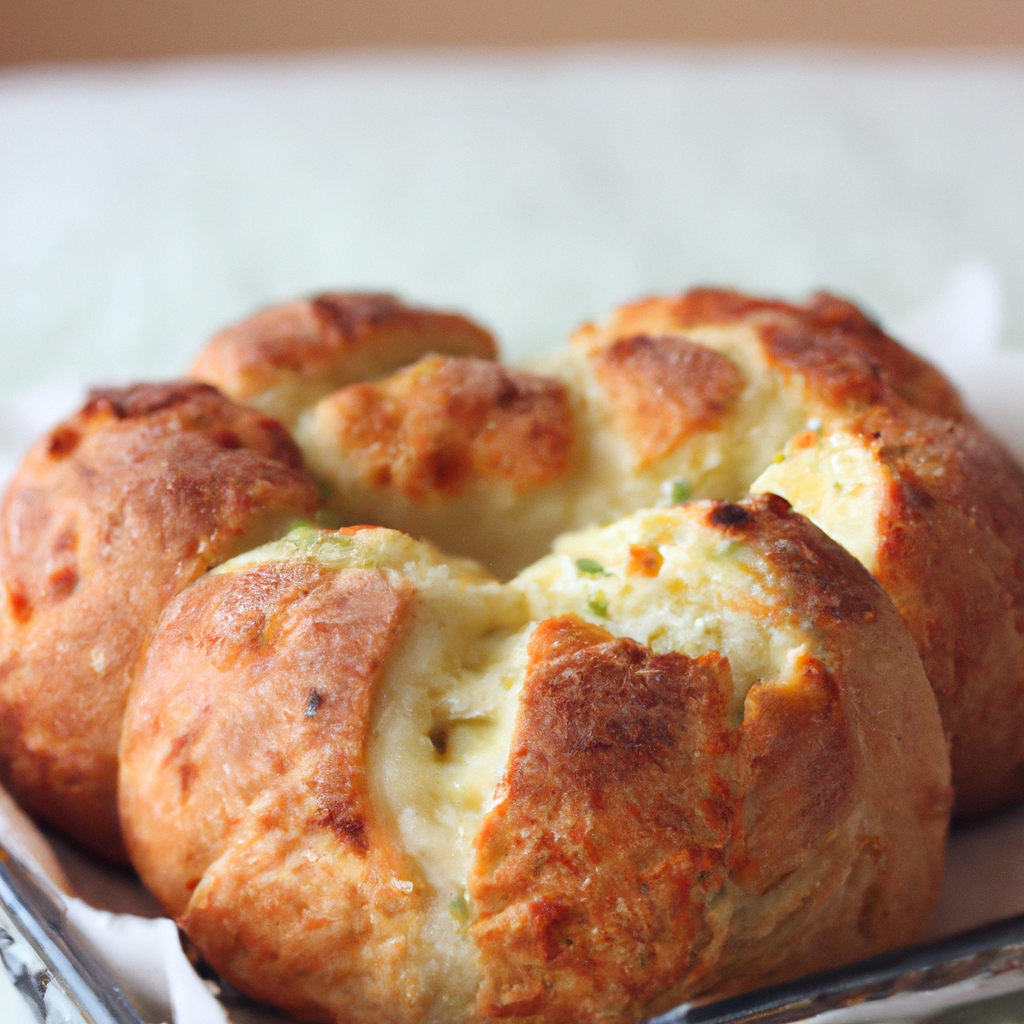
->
[0,285,1020,1023]
[120,499,949,1024]
[193,290,1024,820]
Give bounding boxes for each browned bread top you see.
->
[313,355,576,501]
[0,382,320,860]
[601,287,969,420]
[119,498,951,1024]
[190,292,498,425]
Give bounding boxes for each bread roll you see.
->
[190,292,497,427]
[751,405,1024,818]
[0,383,320,859]
[119,496,951,1024]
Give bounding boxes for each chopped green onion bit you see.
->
[671,480,692,503]
[449,891,470,920]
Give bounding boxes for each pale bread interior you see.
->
[511,506,809,723]
[295,321,811,578]
[751,427,886,574]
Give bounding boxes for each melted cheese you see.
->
[512,506,809,723]
[751,428,887,574]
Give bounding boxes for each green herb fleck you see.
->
[576,558,609,576]
[449,891,470,921]
[588,594,610,618]
[670,479,692,503]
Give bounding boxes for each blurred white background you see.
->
[1,49,1023,398]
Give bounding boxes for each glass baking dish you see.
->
[3,836,1024,1024]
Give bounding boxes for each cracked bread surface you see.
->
[119,498,950,1024]
[192,288,1024,815]
[190,293,498,426]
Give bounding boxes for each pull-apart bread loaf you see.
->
[191,289,1024,818]
[119,497,951,1024]
[0,286,1009,1020]
[192,290,964,579]
[0,383,320,860]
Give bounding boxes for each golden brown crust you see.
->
[471,496,949,1022]
[469,614,739,1022]
[120,556,442,1024]
[316,355,575,500]
[734,653,856,896]
[121,561,409,913]
[0,383,320,860]
[848,406,1024,818]
[669,499,948,996]
[190,293,498,420]
[672,498,949,1003]
[593,288,967,422]
[706,494,882,630]
[589,335,745,467]
[120,498,950,1024]
[670,288,969,420]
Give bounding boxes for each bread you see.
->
[0,285,1006,1020]
[197,290,962,578]
[190,292,498,427]
[119,496,951,1024]
[751,405,1024,819]
[0,383,320,860]
[191,289,1024,818]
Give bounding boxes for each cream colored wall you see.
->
[2,0,1023,65]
